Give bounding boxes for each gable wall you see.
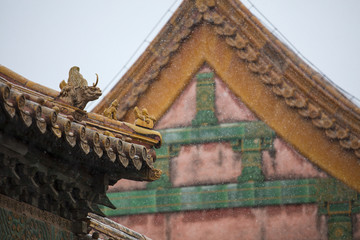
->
[102,2,360,239]
[105,68,358,240]
[109,66,326,192]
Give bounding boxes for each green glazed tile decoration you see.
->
[149,121,275,189]
[238,151,264,183]
[192,72,218,127]
[105,179,318,216]
[328,215,352,240]
[159,121,275,146]
[0,207,74,240]
[317,178,358,203]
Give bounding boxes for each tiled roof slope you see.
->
[93,0,360,192]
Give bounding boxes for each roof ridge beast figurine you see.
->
[58,66,102,109]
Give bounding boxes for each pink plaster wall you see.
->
[155,77,197,129]
[112,213,167,240]
[156,66,257,129]
[109,66,336,240]
[263,205,327,240]
[156,65,327,183]
[113,66,329,191]
[170,142,242,187]
[262,138,328,180]
[112,205,327,240]
[215,78,257,123]
[169,136,327,188]
[169,208,261,240]
[354,213,360,240]
[108,179,147,192]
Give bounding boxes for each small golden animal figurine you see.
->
[134,106,156,129]
[103,100,119,120]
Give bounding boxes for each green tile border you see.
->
[104,179,317,216]
[159,121,275,147]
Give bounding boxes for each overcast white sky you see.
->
[1,0,359,110]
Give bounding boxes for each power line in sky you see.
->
[245,0,360,107]
[87,0,180,111]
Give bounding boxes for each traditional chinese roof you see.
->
[93,0,360,192]
[0,65,162,222]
